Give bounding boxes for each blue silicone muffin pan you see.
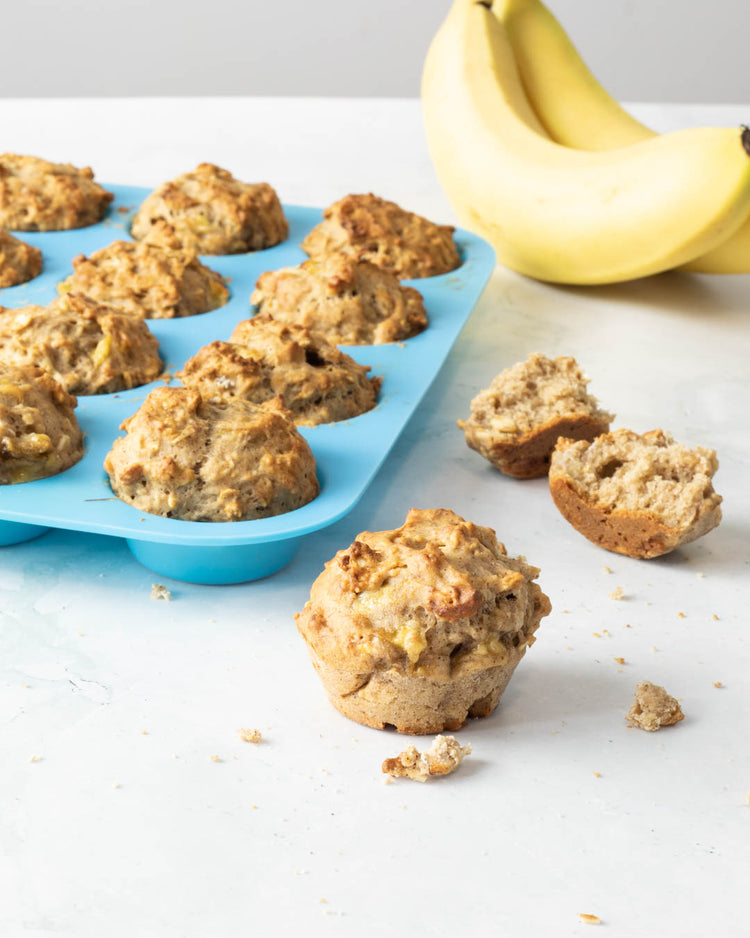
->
[0,184,496,583]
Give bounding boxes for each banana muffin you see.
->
[549,428,722,558]
[251,253,427,345]
[0,363,83,484]
[130,163,288,255]
[301,193,461,279]
[0,230,42,288]
[0,293,162,395]
[104,387,319,522]
[58,240,229,319]
[179,315,380,426]
[296,507,551,734]
[459,353,614,479]
[0,153,113,230]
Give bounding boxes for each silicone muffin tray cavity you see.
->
[0,184,495,583]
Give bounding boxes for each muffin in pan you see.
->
[0,230,42,288]
[251,253,427,345]
[58,240,229,319]
[0,363,83,484]
[130,163,288,255]
[459,353,614,479]
[104,386,319,522]
[179,315,381,426]
[296,508,551,734]
[301,192,460,279]
[0,153,113,231]
[548,428,722,558]
[0,293,162,395]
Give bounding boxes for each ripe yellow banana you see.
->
[422,0,750,283]
[494,0,750,273]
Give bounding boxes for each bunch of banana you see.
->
[421,0,750,284]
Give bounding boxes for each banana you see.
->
[494,0,750,273]
[421,0,750,283]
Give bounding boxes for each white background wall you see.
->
[1,0,748,102]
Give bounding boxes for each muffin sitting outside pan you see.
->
[0,294,162,396]
[252,252,427,345]
[549,429,722,559]
[301,193,460,279]
[58,240,229,319]
[460,353,614,479]
[104,387,319,522]
[296,508,551,734]
[0,153,113,231]
[0,363,83,484]
[179,315,380,426]
[131,163,288,255]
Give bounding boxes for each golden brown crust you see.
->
[459,354,613,478]
[0,363,83,483]
[0,153,113,231]
[179,315,380,426]
[296,507,551,734]
[0,294,162,395]
[251,253,427,345]
[549,429,722,558]
[130,163,288,255]
[0,230,42,288]
[58,240,228,319]
[104,386,319,522]
[301,193,460,279]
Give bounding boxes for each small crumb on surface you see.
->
[713,681,723,688]
[237,728,262,743]
[602,566,612,574]
[696,572,705,578]
[579,913,601,925]
[593,771,602,778]
[614,657,626,665]
[151,583,172,601]
[209,754,222,763]
[627,681,684,732]
[677,611,686,618]
[608,587,624,600]
[28,755,42,763]
[712,614,719,621]
[382,735,471,782]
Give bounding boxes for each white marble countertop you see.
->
[1,98,748,937]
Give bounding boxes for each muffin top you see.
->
[0,229,43,288]
[180,314,380,426]
[58,239,229,319]
[104,386,319,522]
[296,507,550,679]
[0,362,83,484]
[0,293,162,395]
[130,163,288,255]
[251,253,427,345]
[300,193,460,279]
[0,153,113,231]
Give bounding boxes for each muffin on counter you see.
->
[549,428,722,558]
[104,387,319,522]
[301,193,460,279]
[0,230,42,288]
[0,293,162,396]
[251,253,427,345]
[459,353,614,479]
[58,240,229,319]
[131,163,287,255]
[0,363,83,484]
[296,507,551,734]
[0,153,113,230]
[179,315,380,426]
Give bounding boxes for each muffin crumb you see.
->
[151,583,172,601]
[627,681,684,732]
[382,735,471,782]
[238,728,262,744]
